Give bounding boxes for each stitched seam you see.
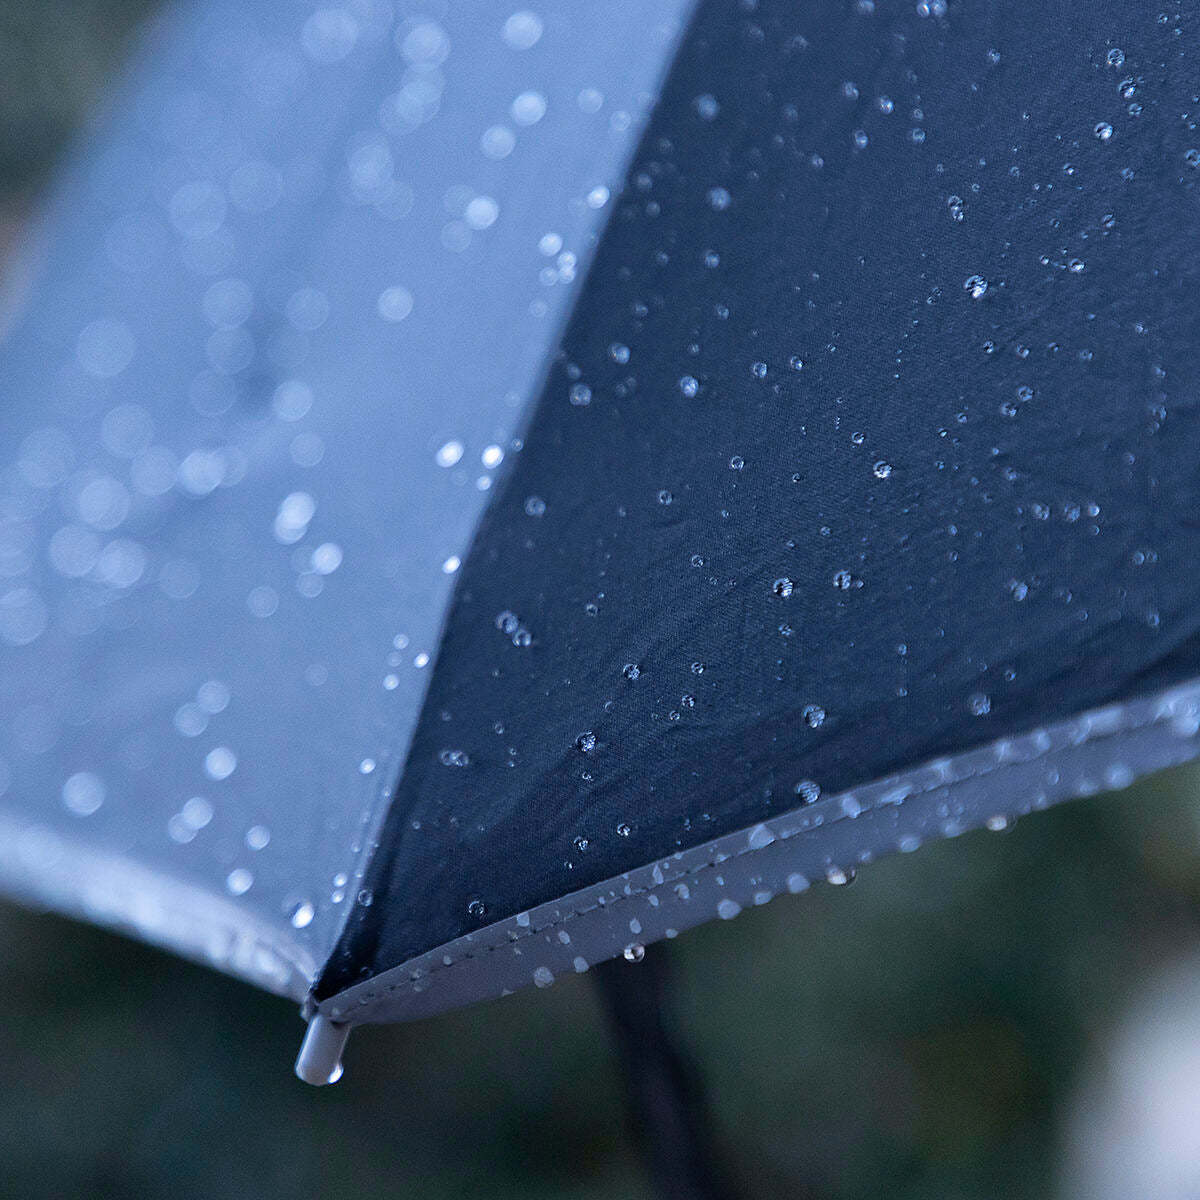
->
[341,690,1192,1003]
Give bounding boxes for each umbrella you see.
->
[1,0,1197,1101]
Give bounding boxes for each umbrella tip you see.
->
[294,1014,351,1086]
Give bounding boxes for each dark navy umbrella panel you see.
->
[1,0,1198,1082]
[315,0,1200,1010]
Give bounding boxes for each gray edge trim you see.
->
[0,814,316,1000]
[315,678,1200,1025]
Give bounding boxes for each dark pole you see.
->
[593,948,740,1200]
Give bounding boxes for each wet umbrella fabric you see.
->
[2,0,1200,1083]
[0,0,693,998]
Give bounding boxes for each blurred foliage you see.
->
[0,0,160,206]
[3,2,1200,1198]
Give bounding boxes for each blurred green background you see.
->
[4,4,1200,1198]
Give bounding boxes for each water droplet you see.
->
[622,663,641,680]
[290,900,315,929]
[751,361,768,379]
[197,681,230,714]
[706,186,731,211]
[794,779,821,804]
[174,704,207,738]
[62,771,105,816]
[748,824,775,850]
[1185,148,1200,168]
[693,93,719,120]
[825,867,855,886]
[802,704,826,729]
[511,90,547,126]
[524,495,546,517]
[533,966,555,987]
[1106,47,1125,67]
[439,749,470,767]
[969,692,992,716]
[623,943,646,962]
[575,731,597,754]
[226,868,253,895]
[772,577,794,597]
[873,461,892,479]
[657,490,673,505]
[467,898,486,917]
[964,274,988,299]
[204,746,237,780]
[729,455,745,470]
[573,835,590,854]
[832,569,854,590]
[377,285,414,322]
[690,661,705,675]
[501,10,543,50]
[247,585,279,619]
[717,898,742,920]
[1094,120,1113,142]
[616,821,632,837]
[679,375,699,397]
[609,342,630,364]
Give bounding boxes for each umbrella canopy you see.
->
[2,0,1198,1084]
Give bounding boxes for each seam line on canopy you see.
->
[349,682,1195,1003]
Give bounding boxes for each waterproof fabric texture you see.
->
[0,0,691,996]
[317,0,1200,998]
